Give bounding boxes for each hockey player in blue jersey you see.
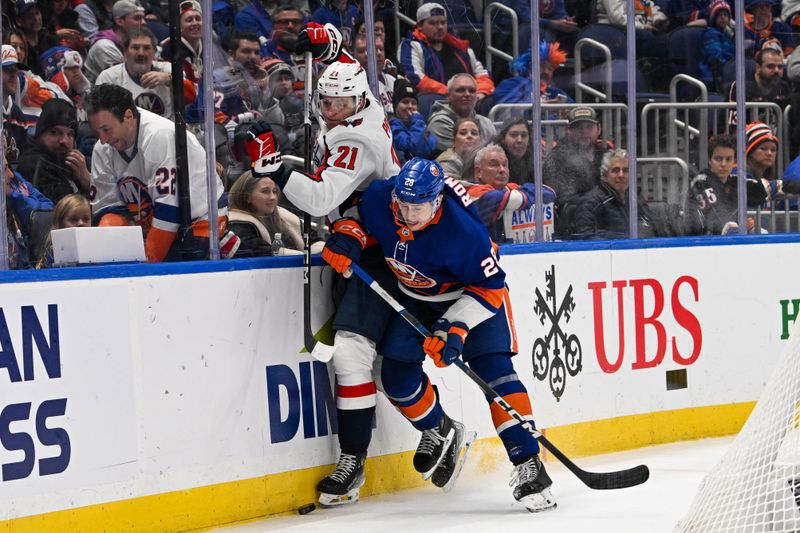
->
[323,156,557,512]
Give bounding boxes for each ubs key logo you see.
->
[532,265,582,401]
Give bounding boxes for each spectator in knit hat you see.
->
[743,122,781,199]
[390,78,437,163]
[397,2,494,113]
[736,121,800,229]
[84,0,146,83]
[699,0,734,91]
[16,98,94,204]
[263,59,303,133]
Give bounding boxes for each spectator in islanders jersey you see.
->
[397,2,494,111]
[96,29,196,120]
[85,84,229,262]
[467,143,555,243]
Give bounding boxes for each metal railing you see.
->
[483,2,518,73]
[637,157,690,206]
[573,38,617,138]
[487,102,628,152]
[750,196,800,234]
[641,101,787,177]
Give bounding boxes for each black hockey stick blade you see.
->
[537,434,650,490]
[347,262,650,490]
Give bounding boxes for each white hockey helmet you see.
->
[316,61,369,99]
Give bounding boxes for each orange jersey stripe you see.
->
[396,381,437,422]
[465,285,505,309]
[504,289,519,353]
[489,392,532,429]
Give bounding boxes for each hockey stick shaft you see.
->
[346,262,649,490]
[301,53,335,363]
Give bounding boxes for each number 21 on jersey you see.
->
[332,146,358,170]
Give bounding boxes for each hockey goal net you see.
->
[677,323,800,532]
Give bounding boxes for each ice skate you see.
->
[431,418,476,492]
[414,413,457,480]
[317,452,367,506]
[510,455,557,513]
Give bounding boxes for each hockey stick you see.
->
[301,52,335,363]
[345,262,650,490]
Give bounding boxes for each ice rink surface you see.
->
[212,436,733,533]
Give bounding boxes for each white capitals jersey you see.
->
[91,108,226,258]
[281,93,401,219]
[95,62,175,119]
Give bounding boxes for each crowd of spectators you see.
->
[4,0,800,269]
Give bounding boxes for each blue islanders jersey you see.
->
[359,177,506,329]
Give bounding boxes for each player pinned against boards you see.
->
[227,171,323,257]
[352,157,556,512]
[435,117,483,182]
[36,193,91,269]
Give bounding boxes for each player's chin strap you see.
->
[344,261,650,491]
[302,51,336,364]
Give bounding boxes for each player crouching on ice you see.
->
[323,157,557,512]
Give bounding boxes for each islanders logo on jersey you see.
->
[135,92,166,116]
[117,176,154,231]
[386,257,437,289]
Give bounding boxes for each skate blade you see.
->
[519,487,557,513]
[420,430,456,481]
[318,487,361,507]
[441,430,477,493]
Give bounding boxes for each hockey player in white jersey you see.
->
[246,22,470,506]
[86,84,231,262]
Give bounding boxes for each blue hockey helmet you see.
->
[393,157,445,204]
